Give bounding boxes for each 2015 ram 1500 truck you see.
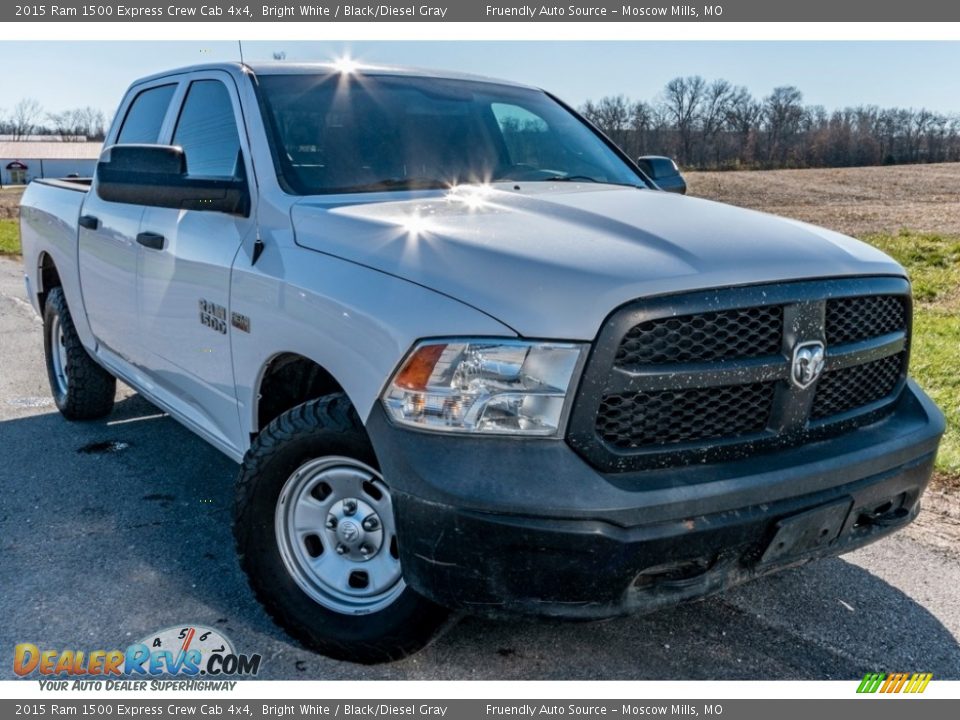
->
[19,62,945,664]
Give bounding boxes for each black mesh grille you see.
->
[615,306,782,367]
[570,281,912,473]
[826,295,906,345]
[596,382,775,449]
[811,352,905,420]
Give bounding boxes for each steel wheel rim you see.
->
[275,456,405,615]
[50,315,69,396]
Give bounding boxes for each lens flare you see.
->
[400,212,436,238]
[448,185,494,210]
[332,55,360,74]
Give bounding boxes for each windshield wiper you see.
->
[536,175,645,189]
[343,177,451,192]
[541,175,603,183]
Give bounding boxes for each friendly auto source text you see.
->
[485,705,708,716]
[485,5,714,17]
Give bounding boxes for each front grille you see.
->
[811,352,906,420]
[597,383,776,449]
[826,295,906,345]
[567,278,912,473]
[615,306,782,366]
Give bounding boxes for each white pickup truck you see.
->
[20,62,944,664]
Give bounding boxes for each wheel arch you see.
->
[37,251,62,311]
[252,352,352,438]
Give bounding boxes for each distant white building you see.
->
[0,134,91,142]
[0,141,102,186]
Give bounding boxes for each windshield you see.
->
[255,73,647,195]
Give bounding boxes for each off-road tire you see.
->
[43,287,116,420]
[233,394,449,664]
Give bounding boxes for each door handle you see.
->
[78,215,100,230]
[136,232,165,251]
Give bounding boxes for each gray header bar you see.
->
[6,0,960,22]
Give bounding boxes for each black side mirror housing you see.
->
[96,144,250,216]
[637,155,687,195]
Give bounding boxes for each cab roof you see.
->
[132,61,537,91]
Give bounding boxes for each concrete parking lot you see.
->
[1,256,959,680]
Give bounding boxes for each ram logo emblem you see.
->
[791,341,826,389]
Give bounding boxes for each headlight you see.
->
[382,339,585,436]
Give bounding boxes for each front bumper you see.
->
[366,380,944,618]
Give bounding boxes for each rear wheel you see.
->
[43,287,116,420]
[233,394,449,663]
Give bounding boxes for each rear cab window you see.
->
[116,84,177,144]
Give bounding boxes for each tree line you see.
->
[580,76,960,170]
[0,98,106,141]
[4,78,958,168]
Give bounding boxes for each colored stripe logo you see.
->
[857,672,932,694]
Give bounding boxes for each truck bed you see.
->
[19,178,90,318]
[34,177,92,192]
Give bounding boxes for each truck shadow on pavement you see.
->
[1,393,958,680]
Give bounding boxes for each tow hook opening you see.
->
[852,493,910,529]
[633,556,716,590]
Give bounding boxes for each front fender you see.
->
[230,245,515,449]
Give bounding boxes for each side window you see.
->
[491,103,555,168]
[117,84,176,144]
[173,80,242,178]
[492,102,613,179]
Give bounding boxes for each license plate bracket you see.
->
[759,499,853,565]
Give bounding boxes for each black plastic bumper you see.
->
[365,380,944,618]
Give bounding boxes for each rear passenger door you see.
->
[135,73,255,454]
[79,82,177,360]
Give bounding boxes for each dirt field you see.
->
[686,163,960,237]
[7,162,960,230]
[0,187,23,220]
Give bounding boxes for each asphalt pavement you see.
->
[1,256,958,680]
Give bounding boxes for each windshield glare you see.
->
[256,73,646,195]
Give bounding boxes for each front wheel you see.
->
[233,395,449,663]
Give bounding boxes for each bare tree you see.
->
[10,98,43,140]
[725,86,762,166]
[763,86,804,166]
[698,79,735,166]
[589,95,632,152]
[629,100,656,157]
[47,107,106,141]
[661,76,706,164]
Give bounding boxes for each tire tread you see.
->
[44,287,116,421]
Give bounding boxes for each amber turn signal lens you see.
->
[393,343,446,390]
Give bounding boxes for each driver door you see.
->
[135,73,255,454]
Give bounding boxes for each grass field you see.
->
[1,187,23,255]
[2,165,959,484]
[0,219,18,256]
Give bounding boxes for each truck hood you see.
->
[291,184,904,339]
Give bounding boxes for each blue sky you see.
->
[3,41,960,122]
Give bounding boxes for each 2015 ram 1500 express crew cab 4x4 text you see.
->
[19,62,945,663]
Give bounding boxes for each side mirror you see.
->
[96,144,250,216]
[636,155,687,195]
